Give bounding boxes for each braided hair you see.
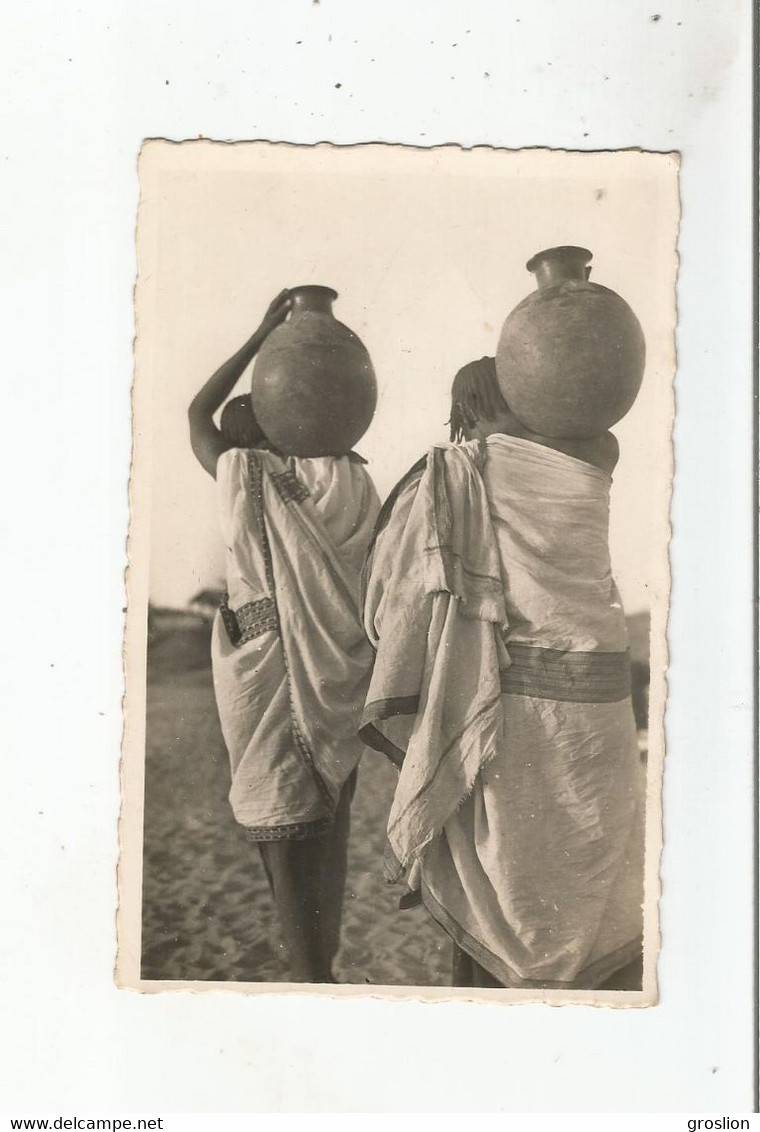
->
[447,357,509,443]
[448,399,473,444]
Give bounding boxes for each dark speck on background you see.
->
[650,13,661,21]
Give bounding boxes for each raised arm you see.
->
[188,289,292,477]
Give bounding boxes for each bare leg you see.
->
[318,770,357,971]
[452,942,475,986]
[471,958,504,988]
[597,954,643,991]
[258,838,331,982]
[452,942,504,987]
[256,772,357,983]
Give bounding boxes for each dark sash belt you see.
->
[500,643,632,704]
[220,595,278,647]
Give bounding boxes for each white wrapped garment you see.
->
[361,435,644,987]
[212,448,379,836]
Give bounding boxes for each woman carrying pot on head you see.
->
[188,288,380,983]
[359,249,646,990]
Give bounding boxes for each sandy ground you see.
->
[141,622,451,985]
[141,616,648,987]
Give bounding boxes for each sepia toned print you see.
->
[118,141,678,1003]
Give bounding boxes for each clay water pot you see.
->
[495,246,646,439]
[250,285,377,457]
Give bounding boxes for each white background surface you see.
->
[0,0,754,1114]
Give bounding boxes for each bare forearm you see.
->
[188,329,265,422]
[187,288,291,478]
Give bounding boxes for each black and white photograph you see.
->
[119,141,677,1001]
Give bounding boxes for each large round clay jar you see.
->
[495,246,646,439]
[250,285,377,457]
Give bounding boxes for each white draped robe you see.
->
[361,436,644,987]
[212,448,380,837]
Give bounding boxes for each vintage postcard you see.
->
[118,141,679,1004]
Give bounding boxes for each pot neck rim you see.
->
[526,246,592,289]
[289,285,338,313]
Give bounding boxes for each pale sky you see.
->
[137,144,677,615]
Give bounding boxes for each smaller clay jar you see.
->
[251,285,377,457]
[495,247,646,439]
